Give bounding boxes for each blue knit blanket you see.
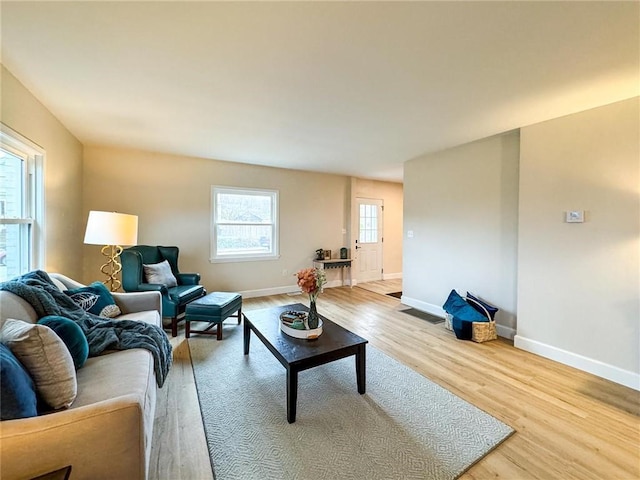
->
[0,270,172,387]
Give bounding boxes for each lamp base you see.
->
[100,244,123,292]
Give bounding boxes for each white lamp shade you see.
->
[84,211,138,246]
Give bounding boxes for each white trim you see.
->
[400,295,516,340]
[382,272,402,280]
[240,284,300,299]
[0,124,46,275]
[400,296,446,317]
[210,254,280,264]
[495,324,516,341]
[514,335,640,391]
[240,280,347,299]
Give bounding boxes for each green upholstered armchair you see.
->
[121,245,205,337]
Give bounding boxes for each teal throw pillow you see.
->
[0,343,38,420]
[65,282,121,318]
[37,316,89,370]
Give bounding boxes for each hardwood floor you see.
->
[150,286,639,480]
[354,278,402,296]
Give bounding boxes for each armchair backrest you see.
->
[122,245,181,290]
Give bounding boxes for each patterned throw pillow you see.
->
[0,319,77,410]
[65,282,121,318]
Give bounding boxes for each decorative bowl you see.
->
[279,311,323,339]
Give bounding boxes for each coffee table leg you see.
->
[356,345,366,394]
[287,367,298,423]
[243,320,251,355]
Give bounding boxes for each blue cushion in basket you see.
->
[466,292,498,320]
[442,290,487,340]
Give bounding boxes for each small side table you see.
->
[313,259,352,287]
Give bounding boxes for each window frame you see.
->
[210,185,279,263]
[0,124,45,280]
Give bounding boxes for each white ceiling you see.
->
[1,1,638,182]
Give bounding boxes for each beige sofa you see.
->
[0,273,163,480]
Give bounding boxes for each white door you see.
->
[355,198,383,283]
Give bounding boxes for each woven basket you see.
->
[444,313,453,331]
[465,297,497,343]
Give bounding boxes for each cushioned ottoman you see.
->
[185,292,243,340]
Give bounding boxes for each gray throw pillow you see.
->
[143,259,178,287]
[0,318,77,410]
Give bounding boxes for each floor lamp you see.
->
[84,211,138,292]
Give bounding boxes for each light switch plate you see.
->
[566,210,585,223]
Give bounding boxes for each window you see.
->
[211,186,278,262]
[0,125,45,282]
[359,203,379,243]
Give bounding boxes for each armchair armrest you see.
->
[129,283,169,296]
[177,273,200,285]
[112,290,162,315]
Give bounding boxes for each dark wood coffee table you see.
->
[243,303,368,423]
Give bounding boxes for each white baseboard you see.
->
[400,296,445,317]
[240,279,348,299]
[495,324,516,340]
[400,295,516,340]
[324,279,348,289]
[382,272,403,280]
[514,335,640,391]
[240,284,299,299]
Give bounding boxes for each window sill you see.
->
[210,254,281,264]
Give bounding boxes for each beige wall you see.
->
[516,98,639,379]
[403,132,520,333]
[350,178,403,278]
[403,98,639,388]
[82,146,359,293]
[0,66,84,278]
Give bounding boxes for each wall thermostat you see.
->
[565,211,585,223]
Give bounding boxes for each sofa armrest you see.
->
[112,290,162,316]
[0,395,148,480]
[49,273,87,290]
[177,272,200,285]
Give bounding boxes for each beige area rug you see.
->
[189,324,513,480]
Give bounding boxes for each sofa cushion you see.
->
[143,260,178,287]
[38,316,89,370]
[74,348,155,409]
[116,309,161,328]
[0,318,77,409]
[65,282,122,318]
[0,343,38,420]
